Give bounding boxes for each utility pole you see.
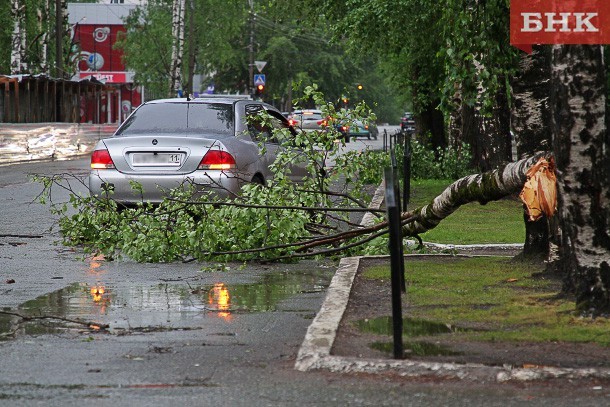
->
[248,0,254,96]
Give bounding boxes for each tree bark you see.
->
[551,45,610,314]
[11,0,27,74]
[169,0,186,96]
[511,45,553,260]
[416,99,446,151]
[459,90,512,172]
[401,154,546,237]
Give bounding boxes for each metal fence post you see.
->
[402,133,411,212]
[390,142,406,293]
[383,129,388,152]
[384,167,404,359]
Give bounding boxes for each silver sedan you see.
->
[88,96,307,204]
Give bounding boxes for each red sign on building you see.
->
[69,4,142,123]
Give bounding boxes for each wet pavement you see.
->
[2,139,610,405]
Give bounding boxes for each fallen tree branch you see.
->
[166,198,385,213]
[0,310,110,331]
[180,154,548,261]
[399,153,549,236]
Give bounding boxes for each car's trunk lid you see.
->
[102,135,223,175]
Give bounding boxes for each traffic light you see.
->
[342,96,349,106]
[255,84,265,96]
[357,83,363,90]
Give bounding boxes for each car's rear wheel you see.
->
[251,174,265,186]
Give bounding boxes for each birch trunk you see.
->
[10,0,27,74]
[511,45,553,260]
[466,59,512,172]
[551,45,610,314]
[296,154,547,254]
[38,0,50,74]
[169,0,186,96]
[401,154,546,236]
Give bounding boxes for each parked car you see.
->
[400,112,415,133]
[289,109,327,131]
[88,96,307,205]
[336,119,378,142]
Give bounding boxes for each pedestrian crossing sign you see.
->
[254,74,266,86]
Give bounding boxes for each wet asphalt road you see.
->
[0,129,608,406]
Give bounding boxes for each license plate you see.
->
[132,153,182,166]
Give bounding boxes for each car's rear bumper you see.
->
[88,169,241,204]
[348,131,370,138]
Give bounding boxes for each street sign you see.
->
[254,60,267,72]
[254,74,266,86]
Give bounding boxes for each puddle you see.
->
[0,269,330,340]
[371,341,462,357]
[355,317,471,357]
[355,316,469,336]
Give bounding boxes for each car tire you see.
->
[251,174,265,186]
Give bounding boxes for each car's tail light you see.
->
[364,124,369,130]
[317,119,327,126]
[198,150,236,170]
[91,149,115,169]
[341,125,349,132]
[289,119,299,126]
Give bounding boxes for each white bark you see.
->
[10,0,27,74]
[169,0,186,95]
[38,0,50,74]
[551,45,610,312]
[402,154,546,236]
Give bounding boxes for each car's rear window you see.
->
[294,111,322,120]
[116,103,234,136]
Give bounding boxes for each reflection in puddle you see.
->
[371,341,462,357]
[0,269,330,339]
[208,283,231,320]
[355,317,472,357]
[87,255,107,276]
[355,316,470,336]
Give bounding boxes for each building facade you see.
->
[68,3,142,124]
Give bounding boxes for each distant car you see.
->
[88,97,307,205]
[400,112,415,133]
[336,119,378,142]
[289,109,326,131]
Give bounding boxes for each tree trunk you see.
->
[37,1,50,74]
[551,45,610,314]
[465,83,512,172]
[185,0,196,96]
[511,45,553,261]
[11,0,27,74]
[401,154,546,237]
[416,99,446,151]
[169,0,186,96]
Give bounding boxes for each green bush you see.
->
[403,139,473,180]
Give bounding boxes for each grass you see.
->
[405,179,525,244]
[363,257,610,346]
